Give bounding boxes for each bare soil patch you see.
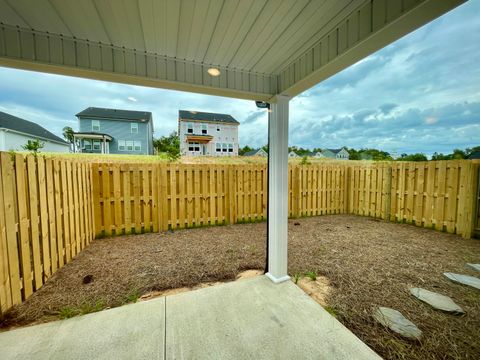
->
[1,215,479,359]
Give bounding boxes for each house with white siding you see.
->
[178,110,239,156]
[0,111,69,152]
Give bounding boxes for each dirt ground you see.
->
[1,215,479,359]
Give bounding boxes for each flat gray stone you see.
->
[374,307,422,340]
[410,288,464,314]
[444,272,480,290]
[467,263,480,272]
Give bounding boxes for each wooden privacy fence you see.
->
[93,161,478,239]
[349,161,478,238]
[92,163,350,236]
[0,153,94,316]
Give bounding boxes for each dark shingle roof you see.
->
[76,107,152,122]
[179,110,239,124]
[244,149,265,156]
[328,148,342,154]
[468,151,480,159]
[0,111,68,144]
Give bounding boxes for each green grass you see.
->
[323,306,338,317]
[58,306,79,319]
[57,300,109,320]
[292,273,302,284]
[79,301,105,315]
[123,289,141,304]
[305,271,317,281]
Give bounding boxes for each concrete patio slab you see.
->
[0,276,380,360]
[166,276,380,359]
[0,297,166,360]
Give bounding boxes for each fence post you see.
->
[462,161,478,239]
[344,165,350,214]
[384,165,392,221]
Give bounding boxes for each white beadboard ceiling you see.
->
[0,0,465,100]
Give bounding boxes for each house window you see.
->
[92,120,100,131]
[201,124,207,134]
[134,141,141,151]
[118,140,126,151]
[188,142,200,152]
[216,143,221,152]
[187,123,193,134]
[84,139,92,150]
[126,140,134,151]
[93,140,101,150]
[222,143,227,152]
[228,143,233,153]
[131,123,138,134]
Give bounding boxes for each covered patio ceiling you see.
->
[0,0,465,283]
[0,0,464,101]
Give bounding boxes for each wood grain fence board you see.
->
[435,161,447,231]
[45,159,58,272]
[0,155,11,313]
[414,164,425,226]
[0,153,21,304]
[61,161,71,262]
[52,160,64,267]
[91,163,101,236]
[152,166,159,232]
[27,156,42,289]
[78,163,86,250]
[160,165,169,231]
[144,167,152,231]
[14,155,33,298]
[37,157,51,279]
[446,162,458,233]
[112,165,122,234]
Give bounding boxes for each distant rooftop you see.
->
[76,107,152,122]
[179,110,239,124]
[0,111,67,144]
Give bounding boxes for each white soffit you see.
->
[0,0,465,100]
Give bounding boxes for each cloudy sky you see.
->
[0,0,479,157]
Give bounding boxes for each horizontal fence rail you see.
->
[0,155,478,316]
[0,153,94,316]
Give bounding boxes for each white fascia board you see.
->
[0,25,276,101]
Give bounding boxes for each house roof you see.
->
[76,107,152,122]
[468,151,480,159]
[244,149,265,156]
[0,111,68,144]
[328,148,344,154]
[179,110,239,125]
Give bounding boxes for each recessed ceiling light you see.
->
[207,67,221,77]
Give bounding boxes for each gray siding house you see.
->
[74,107,154,155]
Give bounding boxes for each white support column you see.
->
[265,95,290,283]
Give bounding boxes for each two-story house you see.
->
[178,110,239,156]
[73,107,154,155]
[315,147,350,160]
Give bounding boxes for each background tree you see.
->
[239,145,254,156]
[153,132,180,161]
[22,139,44,158]
[398,153,428,161]
[62,126,75,152]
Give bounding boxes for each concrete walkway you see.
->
[0,276,380,360]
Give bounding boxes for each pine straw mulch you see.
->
[1,215,479,359]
